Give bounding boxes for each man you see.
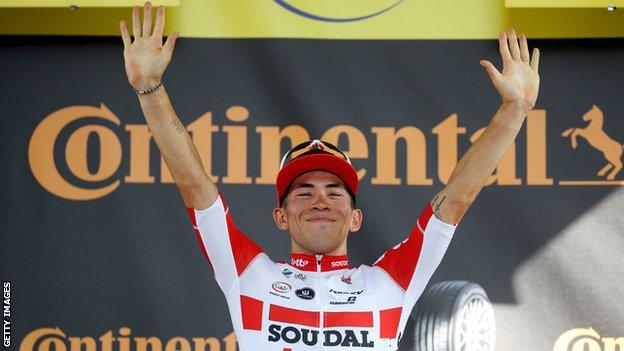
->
[119,3,539,350]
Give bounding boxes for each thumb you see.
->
[480,60,501,82]
[164,31,179,54]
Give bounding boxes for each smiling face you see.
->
[273,171,363,256]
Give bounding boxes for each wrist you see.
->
[500,101,530,115]
[133,81,164,95]
[130,78,162,92]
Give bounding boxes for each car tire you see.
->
[411,280,496,351]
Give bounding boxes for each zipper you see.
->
[316,254,324,350]
[316,254,322,273]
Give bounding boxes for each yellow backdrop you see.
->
[0,0,622,39]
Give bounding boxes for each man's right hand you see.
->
[119,2,217,210]
[120,2,179,91]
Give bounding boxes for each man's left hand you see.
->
[480,28,540,113]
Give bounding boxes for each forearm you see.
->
[434,102,527,223]
[138,87,217,209]
[448,102,526,189]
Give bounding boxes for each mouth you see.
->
[306,217,336,223]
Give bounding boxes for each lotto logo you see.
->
[291,258,309,268]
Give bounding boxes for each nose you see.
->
[310,192,331,211]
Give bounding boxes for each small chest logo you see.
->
[341,275,352,284]
[282,268,293,277]
[295,288,315,300]
[291,258,309,268]
[294,273,307,281]
[331,260,349,268]
[272,281,292,293]
[330,289,364,295]
[330,296,357,305]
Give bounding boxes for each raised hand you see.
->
[480,28,540,112]
[119,2,179,91]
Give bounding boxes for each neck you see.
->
[290,239,348,257]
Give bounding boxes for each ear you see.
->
[349,209,363,233]
[273,207,288,231]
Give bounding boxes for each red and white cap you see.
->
[276,140,359,207]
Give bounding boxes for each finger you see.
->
[132,6,141,39]
[153,5,165,38]
[163,32,179,54]
[143,2,153,37]
[498,31,512,62]
[480,60,501,82]
[519,33,530,62]
[530,48,540,73]
[507,28,521,60]
[120,20,131,47]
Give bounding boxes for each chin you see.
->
[296,229,345,254]
[312,241,343,256]
[300,239,331,255]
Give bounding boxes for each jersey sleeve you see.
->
[186,194,263,295]
[373,203,456,301]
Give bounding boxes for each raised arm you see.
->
[432,28,540,224]
[120,2,217,209]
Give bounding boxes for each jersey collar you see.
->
[290,253,352,272]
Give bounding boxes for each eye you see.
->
[329,192,342,197]
[297,192,312,197]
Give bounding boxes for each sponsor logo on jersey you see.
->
[268,325,374,348]
[295,288,315,300]
[330,289,364,295]
[341,275,352,284]
[282,268,293,277]
[272,281,292,293]
[294,273,307,281]
[331,260,349,268]
[330,296,357,305]
[291,258,310,268]
[269,291,290,299]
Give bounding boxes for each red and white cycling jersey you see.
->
[187,195,456,351]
